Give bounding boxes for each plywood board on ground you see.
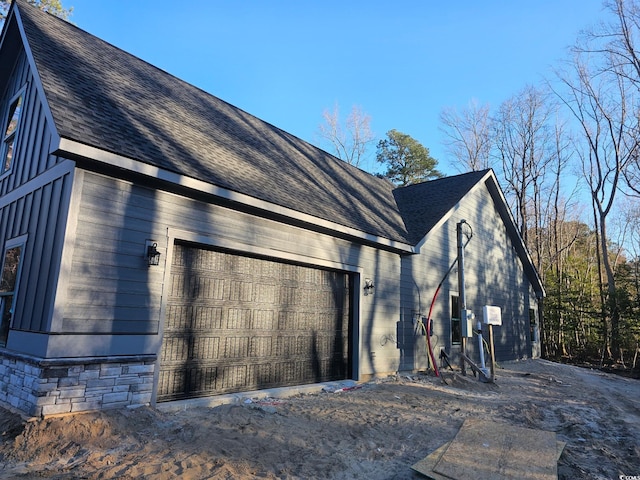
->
[411,443,451,480]
[433,418,558,480]
[412,440,566,479]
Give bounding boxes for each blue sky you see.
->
[68,1,608,175]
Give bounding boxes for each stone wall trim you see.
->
[0,350,158,418]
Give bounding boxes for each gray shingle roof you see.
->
[10,0,489,248]
[393,170,490,244]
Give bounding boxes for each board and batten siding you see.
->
[57,171,404,379]
[0,50,63,196]
[4,171,74,333]
[0,48,76,354]
[401,181,536,365]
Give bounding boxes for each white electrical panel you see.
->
[482,305,502,326]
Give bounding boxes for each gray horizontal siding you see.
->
[401,184,533,364]
[63,171,402,376]
[62,315,159,333]
[76,173,395,269]
[77,177,368,265]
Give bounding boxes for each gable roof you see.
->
[9,0,410,246]
[1,1,545,296]
[393,170,491,245]
[396,169,544,297]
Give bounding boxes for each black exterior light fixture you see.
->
[364,278,375,296]
[146,241,161,266]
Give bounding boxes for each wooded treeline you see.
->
[440,0,640,369]
[319,1,640,369]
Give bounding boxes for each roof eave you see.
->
[483,172,546,298]
[413,170,545,298]
[7,2,62,150]
[54,137,416,254]
[414,170,494,251]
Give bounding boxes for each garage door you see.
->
[158,243,352,401]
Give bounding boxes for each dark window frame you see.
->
[451,295,461,345]
[529,308,538,343]
[1,86,26,177]
[0,235,27,347]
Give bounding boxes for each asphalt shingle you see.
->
[11,1,487,246]
[393,170,490,244]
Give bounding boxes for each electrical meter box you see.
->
[461,309,475,337]
[482,305,502,326]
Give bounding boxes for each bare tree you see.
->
[492,85,556,257]
[540,119,578,357]
[575,0,640,195]
[317,104,375,169]
[440,99,493,173]
[554,44,639,362]
[490,85,581,360]
[621,198,640,261]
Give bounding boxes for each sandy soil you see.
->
[0,359,638,479]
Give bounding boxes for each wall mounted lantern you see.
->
[146,241,161,266]
[364,278,375,296]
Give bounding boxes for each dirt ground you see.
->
[0,359,638,480]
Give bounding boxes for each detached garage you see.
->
[159,243,352,401]
[0,1,544,417]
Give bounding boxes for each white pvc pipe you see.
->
[478,320,486,369]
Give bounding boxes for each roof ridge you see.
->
[393,168,491,192]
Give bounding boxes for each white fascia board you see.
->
[483,171,546,298]
[413,169,545,298]
[55,137,415,254]
[414,170,494,252]
[12,6,62,152]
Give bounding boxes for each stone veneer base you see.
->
[0,349,156,417]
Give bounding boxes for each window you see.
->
[451,295,461,345]
[1,90,25,175]
[0,238,25,347]
[529,308,538,343]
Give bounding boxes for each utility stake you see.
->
[460,353,492,382]
[489,324,496,382]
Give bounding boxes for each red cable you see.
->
[425,284,442,377]
[424,230,472,378]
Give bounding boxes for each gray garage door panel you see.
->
[158,243,352,401]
